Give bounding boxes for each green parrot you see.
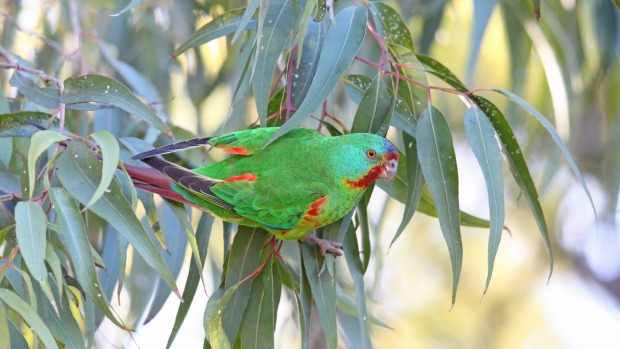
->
[126,127,399,255]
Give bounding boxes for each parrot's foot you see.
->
[303,234,343,256]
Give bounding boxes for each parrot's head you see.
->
[335,133,399,189]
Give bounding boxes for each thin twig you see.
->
[68,0,86,75]
[0,45,63,90]
[0,11,67,57]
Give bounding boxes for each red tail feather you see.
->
[123,162,200,209]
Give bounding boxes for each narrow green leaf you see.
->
[0,289,59,349]
[0,301,9,349]
[299,252,312,349]
[464,107,504,293]
[165,200,203,279]
[111,0,144,16]
[15,202,48,285]
[301,244,337,349]
[218,228,270,342]
[232,1,259,43]
[84,131,119,208]
[32,279,86,349]
[253,0,294,125]
[9,71,59,109]
[166,213,214,349]
[388,44,427,117]
[210,283,240,349]
[490,88,597,225]
[416,54,553,277]
[0,112,53,137]
[351,74,394,136]
[391,132,425,247]
[343,73,417,136]
[45,244,64,297]
[369,3,414,51]
[28,130,67,198]
[48,187,125,328]
[173,8,257,58]
[291,20,324,108]
[144,201,188,324]
[294,0,318,67]
[267,6,368,145]
[55,141,179,297]
[355,194,371,273]
[417,106,462,304]
[237,256,281,349]
[342,224,371,348]
[60,75,172,137]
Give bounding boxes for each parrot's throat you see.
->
[343,165,383,189]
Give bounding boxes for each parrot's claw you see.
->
[303,233,343,256]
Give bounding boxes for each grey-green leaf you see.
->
[301,244,337,349]
[253,0,294,125]
[351,74,394,135]
[9,71,59,109]
[15,202,48,284]
[85,130,119,208]
[416,106,462,304]
[464,107,504,293]
[369,2,414,51]
[0,112,53,137]
[48,187,125,328]
[491,88,597,226]
[391,132,425,247]
[237,257,281,349]
[60,75,172,138]
[172,8,257,58]
[0,289,59,349]
[55,141,179,297]
[267,6,368,145]
[28,130,68,197]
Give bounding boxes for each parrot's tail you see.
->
[123,160,201,209]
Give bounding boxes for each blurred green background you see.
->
[1,0,618,348]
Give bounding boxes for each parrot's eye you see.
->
[366,149,377,159]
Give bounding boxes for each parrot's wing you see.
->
[211,175,325,230]
[211,127,323,155]
[132,127,323,159]
[139,156,234,210]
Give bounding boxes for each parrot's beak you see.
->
[379,158,398,182]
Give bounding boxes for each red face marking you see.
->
[344,152,399,189]
[217,146,250,155]
[224,173,257,182]
[306,197,327,216]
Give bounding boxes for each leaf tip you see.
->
[174,289,183,301]
[166,131,176,141]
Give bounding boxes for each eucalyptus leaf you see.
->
[28,129,67,197]
[173,8,258,58]
[267,6,368,145]
[61,75,172,138]
[0,289,59,349]
[15,202,48,285]
[55,141,179,297]
[0,112,53,137]
[84,130,120,208]
[253,0,294,125]
[9,71,59,109]
[417,106,462,304]
[464,107,504,293]
[48,187,126,328]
